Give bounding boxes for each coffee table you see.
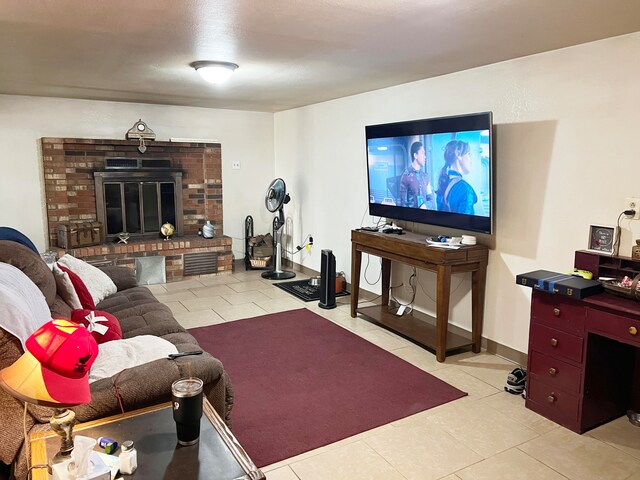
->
[30,399,265,479]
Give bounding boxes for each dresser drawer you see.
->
[529,350,583,394]
[527,378,581,428]
[586,309,640,348]
[532,291,585,334]
[529,323,584,364]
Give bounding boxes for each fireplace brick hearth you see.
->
[54,236,232,282]
[42,137,232,280]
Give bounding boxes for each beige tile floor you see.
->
[155,268,640,480]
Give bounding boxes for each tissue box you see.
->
[51,451,112,480]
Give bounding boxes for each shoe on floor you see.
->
[504,367,526,395]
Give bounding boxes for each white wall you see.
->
[274,32,640,354]
[0,95,275,257]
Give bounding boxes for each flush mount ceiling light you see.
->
[191,61,239,84]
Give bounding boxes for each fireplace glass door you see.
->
[104,181,177,235]
[95,171,183,240]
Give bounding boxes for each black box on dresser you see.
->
[516,269,603,299]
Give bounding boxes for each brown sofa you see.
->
[0,241,233,480]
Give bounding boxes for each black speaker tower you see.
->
[318,249,336,309]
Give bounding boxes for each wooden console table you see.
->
[350,229,488,362]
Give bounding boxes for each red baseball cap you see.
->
[0,319,98,407]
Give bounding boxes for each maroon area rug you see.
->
[189,308,466,467]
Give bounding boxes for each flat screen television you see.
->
[365,111,493,234]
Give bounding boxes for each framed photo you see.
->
[587,224,620,255]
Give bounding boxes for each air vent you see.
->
[104,158,173,170]
[184,252,218,276]
[105,158,138,169]
[141,159,172,169]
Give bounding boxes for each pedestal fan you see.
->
[261,178,296,280]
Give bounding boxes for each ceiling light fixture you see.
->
[191,61,239,84]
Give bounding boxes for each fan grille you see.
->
[265,178,286,212]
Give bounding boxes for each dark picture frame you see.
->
[587,224,619,255]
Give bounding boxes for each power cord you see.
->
[363,254,382,285]
[613,209,635,257]
[357,283,405,309]
[389,268,417,314]
[415,270,465,303]
[359,204,385,229]
[282,235,313,256]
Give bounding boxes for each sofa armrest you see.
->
[31,352,228,423]
[99,266,137,291]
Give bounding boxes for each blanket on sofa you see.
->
[0,263,50,348]
[89,335,178,383]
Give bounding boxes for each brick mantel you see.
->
[41,137,232,280]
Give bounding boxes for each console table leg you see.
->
[436,264,452,362]
[471,262,487,354]
[350,245,362,318]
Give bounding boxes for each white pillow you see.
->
[52,263,82,309]
[89,335,178,383]
[57,255,117,306]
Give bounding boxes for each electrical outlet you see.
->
[626,197,640,220]
[232,160,241,170]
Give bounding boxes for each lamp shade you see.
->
[0,319,98,407]
[192,61,238,84]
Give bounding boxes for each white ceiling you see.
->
[1,0,639,113]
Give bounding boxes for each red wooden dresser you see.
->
[525,251,640,433]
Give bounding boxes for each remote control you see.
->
[168,350,203,359]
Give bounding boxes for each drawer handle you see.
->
[550,338,558,347]
[548,367,557,377]
[553,308,561,317]
[630,326,638,336]
[547,394,557,404]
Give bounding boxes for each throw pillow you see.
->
[57,255,117,306]
[71,309,123,344]
[52,264,82,310]
[57,264,96,310]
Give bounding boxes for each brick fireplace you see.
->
[42,137,232,280]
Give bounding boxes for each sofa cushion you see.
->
[99,266,138,291]
[58,254,117,305]
[0,241,56,306]
[115,304,185,338]
[72,309,123,344]
[57,264,95,309]
[96,287,186,337]
[96,286,161,312]
[50,295,73,320]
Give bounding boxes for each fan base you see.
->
[261,270,296,280]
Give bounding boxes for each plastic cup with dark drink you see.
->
[171,377,204,446]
